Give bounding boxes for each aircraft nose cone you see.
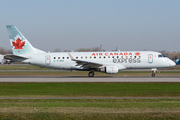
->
[169,60,176,66]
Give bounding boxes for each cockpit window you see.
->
[158,54,166,58]
[158,55,162,58]
[162,54,166,57]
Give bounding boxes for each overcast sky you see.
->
[0,0,180,52]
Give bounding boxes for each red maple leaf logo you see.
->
[12,38,25,53]
[12,38,25,49]
[135,52,140,56]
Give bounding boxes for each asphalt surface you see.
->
[0,76,179,82]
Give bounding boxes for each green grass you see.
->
[1,113,180,120]
[1,83,180,119]
[1,83,180,97]
[0,64,180,120]
[0,99,180,108]
[0,99,180,119]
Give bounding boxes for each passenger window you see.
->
[121,56,123,58]
[76,57,78,59]
[117,56,119,58]
[54,57,56,59]
[94,56,96,59]
[99,56,101,59]
[104,56,106,58]
[108,56,110,58]
[62,57,64,59]
[67,57,69,59]
[85,57,87,59]
[58,57,60,59]
[90,56,92,59]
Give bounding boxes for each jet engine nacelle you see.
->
[105,66,119,74]
[0,55,7,64]
[98,65,126,74]
[151,68,157,72]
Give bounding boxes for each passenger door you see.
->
[45,55,51,65]
[148,54,153,63]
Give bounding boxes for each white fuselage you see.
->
[18,51,175,71]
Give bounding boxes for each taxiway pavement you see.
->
[0,76,179,82]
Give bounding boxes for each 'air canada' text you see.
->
[92,52,141,56]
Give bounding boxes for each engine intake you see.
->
[105,66,119,74]
[98,65,126,74]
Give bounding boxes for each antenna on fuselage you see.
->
[100,44,102,51]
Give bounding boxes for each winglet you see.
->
[67,52,76,61]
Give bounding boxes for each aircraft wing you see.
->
[4,54,29,60]
[68,52,103,68]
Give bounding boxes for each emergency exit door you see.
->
[148,54,153,63]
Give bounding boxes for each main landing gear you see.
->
[151,71,155,77]
[88,71,94,77]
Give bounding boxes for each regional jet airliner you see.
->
[5,25,176,77]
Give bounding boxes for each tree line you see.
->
[0,47,12,55]
[53,46,102,52]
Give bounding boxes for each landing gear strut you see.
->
[88,71,94,77]
[151,71,155,77]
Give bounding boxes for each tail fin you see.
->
[6,25,45,55]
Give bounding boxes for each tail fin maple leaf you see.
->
[12,38,25,53]
[12,38,25,49]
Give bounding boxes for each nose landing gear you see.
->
[151,71,155,77]
[151,68,159,77]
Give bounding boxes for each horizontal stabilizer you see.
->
[4,54,29,60]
